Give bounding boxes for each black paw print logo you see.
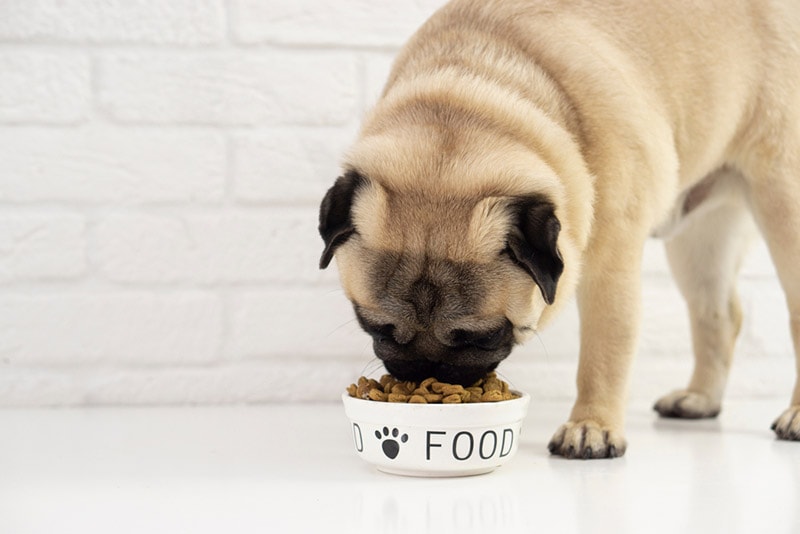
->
[375,427,408,459]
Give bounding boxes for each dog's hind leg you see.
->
[654,168,756,419]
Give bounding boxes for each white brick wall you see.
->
[0,0,226,44]
[0,0,794,406]
[0,128,226,202]
[0,52,91,123]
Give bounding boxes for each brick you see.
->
[739,279,793,359]
[0,52,90,123]
[0,360,369,405]
[228,288,366,361]
[0,127,224,203]
[93,209,339,284]
[230,0,446,46]
[0,214,85,282]
[99,52,357,126]
[638,282,693,359]
[0,0,225,44]
[232,128,353,204]
[0,293,222,365]
[363,52,396,111]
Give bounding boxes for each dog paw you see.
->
[771,406,800,441]
[653,390,721,419]
[547,420,627,459]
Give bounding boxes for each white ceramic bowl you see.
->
[342,391,530,477]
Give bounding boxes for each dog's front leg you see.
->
[548,240,643,459]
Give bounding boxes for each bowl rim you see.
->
[341,391,530,427]
[341,390,529,407]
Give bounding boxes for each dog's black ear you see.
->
[318,171,366,269]
[505,196,564,304]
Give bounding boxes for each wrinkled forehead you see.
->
[350,182,513,263]
[358,248,484,314]
[347,244,521,333]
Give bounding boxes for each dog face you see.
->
[319,159,565,385]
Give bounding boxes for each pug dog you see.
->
[318,0,800,458]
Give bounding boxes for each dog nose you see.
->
[449,321,513,351]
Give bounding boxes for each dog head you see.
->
[319,165,570,386]
[318,101,584,385]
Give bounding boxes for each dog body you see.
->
[319,0,800,457]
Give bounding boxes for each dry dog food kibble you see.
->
[346,372,519,403]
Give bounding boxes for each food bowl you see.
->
[342,391,530,477]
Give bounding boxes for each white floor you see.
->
[1,399,797,534]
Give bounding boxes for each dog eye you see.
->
[354,306,409,344]
[370,323,396,340]
[357,316,397,342]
